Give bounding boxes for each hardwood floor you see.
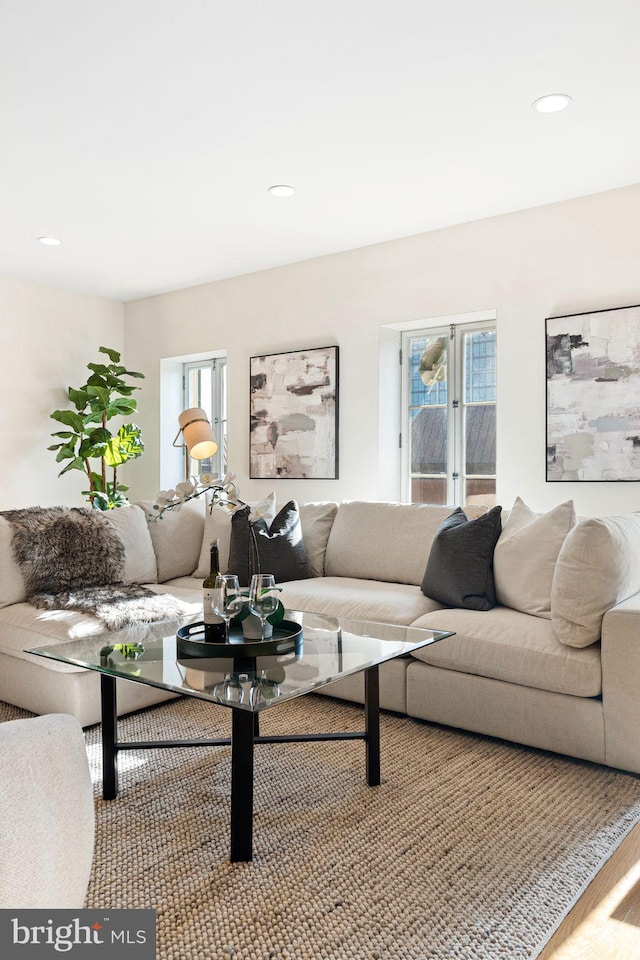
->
[538,820,640,959]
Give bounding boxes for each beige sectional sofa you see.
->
[1,497,640,774]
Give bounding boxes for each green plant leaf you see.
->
[86,385,111,405]
[99,346,121,363]
[103,423,144,467]
[68,387,90,410]
[59,457,84,476]
[50,409,84,432]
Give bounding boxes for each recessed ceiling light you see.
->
[38,236,62,246]
[268,184,296,198]
[532,94,572,114]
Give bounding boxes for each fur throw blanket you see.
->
[30,584,184,631]
[1,506,184,630]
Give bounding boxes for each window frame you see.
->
[400,319,496,505]
[183,357,227,479]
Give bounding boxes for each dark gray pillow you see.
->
[228,500,310,587]
[421,506,502,611]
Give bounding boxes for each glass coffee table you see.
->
[27,611,452,862]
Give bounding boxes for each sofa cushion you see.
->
[139,499,205,582]
[0,583,202,669]
[193,492,277,578]
[278,577,443,625]
[493,497,575,619]
[0,517,26,608]
[421,506,502,611]
[102,505,158,584]
[298,502,338,578]
[228,501,309,586]
[412,607,601,698]
[551,514,640,648]
[324,501,485,586]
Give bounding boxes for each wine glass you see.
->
[249,669,282,707]
[212,574,243,641]
[248,573,279,641]
[212,672,244,704]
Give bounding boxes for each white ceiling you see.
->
[1,0,640,302]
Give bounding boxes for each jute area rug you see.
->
[4,695,640,960]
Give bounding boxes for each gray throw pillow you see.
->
[421,506,502,611]
[228,500,310,587]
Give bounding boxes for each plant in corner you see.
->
[48,346,145,509]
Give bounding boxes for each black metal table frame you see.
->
[100,665,380,862]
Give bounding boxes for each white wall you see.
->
[124,183,640,518]
[0,275,125,508]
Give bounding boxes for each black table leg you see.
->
[101,674,118,800]
[230,708,255,862]
[364,665,380,787]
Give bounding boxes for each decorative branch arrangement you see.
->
[151,471,243,520]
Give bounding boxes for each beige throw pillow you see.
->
[551,513,640,647]
[193,493,276,577]
[299,502,338,578]
[493,497,576,619]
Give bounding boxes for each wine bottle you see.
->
[202,539,226,642]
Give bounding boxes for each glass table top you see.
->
[26,610,452,713]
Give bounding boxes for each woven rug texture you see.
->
[3,694,640,960]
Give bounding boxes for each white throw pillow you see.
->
[102,505,158,584]
[193,493,276,577]
[0,517,26,608]
[551,513,640,647]
[493,497,576,619]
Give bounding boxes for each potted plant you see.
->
[48,346,145,509]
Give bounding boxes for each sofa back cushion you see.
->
[493,497,576,619]
[551,513,640,647]
[102,505,157,584]
[324,501,485,586]
[0,517,26,608]
[139,499,205,582]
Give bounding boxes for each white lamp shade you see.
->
[178,408,218,460]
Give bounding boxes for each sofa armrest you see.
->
[0,714,95,907]
[601,592,640,772]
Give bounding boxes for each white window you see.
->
[183,357,227,478]
[401,320,496,505]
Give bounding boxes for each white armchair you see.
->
[0,713,95,908]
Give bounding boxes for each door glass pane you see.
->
[408,334,448,504]
[464,330,496,403]
[411,408,446,474]
[411,478,447,504]
[463,330,496,498]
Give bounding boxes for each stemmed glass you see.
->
[249,669,282,707]
[248,573,279,641]
[212,574,243,641]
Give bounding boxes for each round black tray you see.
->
[177,619,303,659]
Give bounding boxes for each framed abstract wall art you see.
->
[250,345,339,479]
[546,304,640,481]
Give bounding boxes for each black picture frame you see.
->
[249,345,339,479]
[546,303,640,481]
